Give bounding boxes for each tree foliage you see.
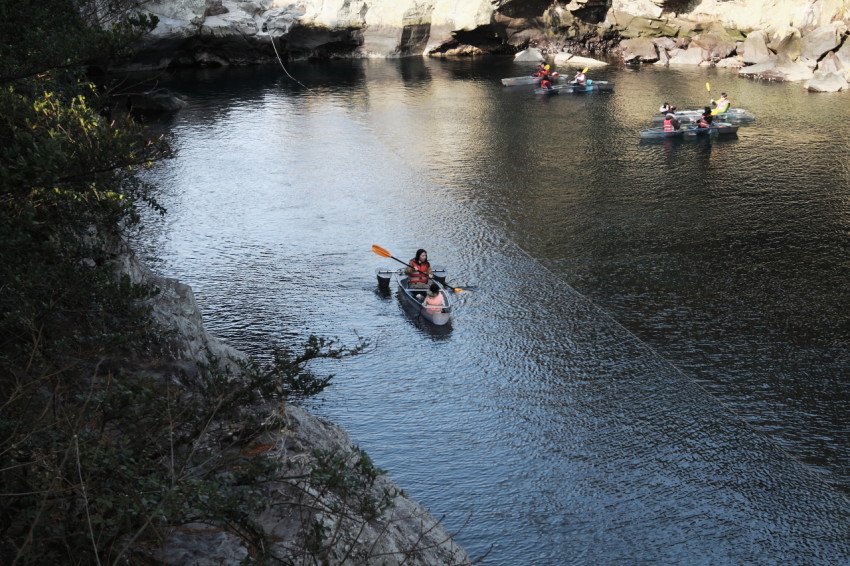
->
[0,1,407,564]
[0,2,468,564]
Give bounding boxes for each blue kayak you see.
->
[650,108,755,125]
[501,74,563,86]
[534,80,613,95]
[639,122,739,139]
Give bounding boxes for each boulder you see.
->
[805,71,847,92]
[800,23,847,61]
[125,88,188,113]
[692,33,737,60]
[836,38,850,69]
[610,1,662,19]
[771,29,804,61]
[552,52,574,64]
[619,15,666,38]
[652,37,677,51]
[668,43,710,66]
[557,54,608,67]
[620,36,659,63]
[716,56,744,68]
[741,30,773,64]
[817,51,844,74]
[143,0,207,23]
[739,53,815,82]
[514,47,545,61]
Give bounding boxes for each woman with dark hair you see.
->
[405,249,432,288]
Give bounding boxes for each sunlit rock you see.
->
[692,32,737,61]
[800,23,847,61]
[805,71,848,91]
[514,47,545,61]
[739,53,815,82]
[817,51,844,73]
[620,36,659,63]
[144,0,206,23]
[716,56,744,68]
[609,0,662,19]
[741,30,773,64]
[554,54,608,67]
[553,52,575,64]
[835,38,850,68]
[668,43,709,66]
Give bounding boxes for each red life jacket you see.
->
[698,116,711,128]
[663,118,675,132]
[409,260,429,285]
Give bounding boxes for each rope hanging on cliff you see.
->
[268,25,314,93]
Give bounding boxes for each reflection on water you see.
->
[136,58,850,564]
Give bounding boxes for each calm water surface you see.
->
[135,58,850,564]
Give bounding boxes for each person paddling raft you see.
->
[698,107,714,128]
[405,248,432,290]
[540,76,553,90]
[663,113,681,132]
[573,69,587,86]
[659,101,677,114]
[711,92,731,115]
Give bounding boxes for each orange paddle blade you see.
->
[371,244,392,258]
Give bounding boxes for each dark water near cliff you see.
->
[135,58,850,564]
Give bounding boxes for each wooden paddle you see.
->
[371,245,473,292]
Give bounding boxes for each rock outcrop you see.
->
[113,240,471,565]
[123,0,850,91]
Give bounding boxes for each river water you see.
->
[135,57,850,564]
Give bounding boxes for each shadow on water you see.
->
[136,58,850,565]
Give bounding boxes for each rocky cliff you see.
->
[116,241,471,565]
[127,0,850,90]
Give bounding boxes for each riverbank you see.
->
[120,0,849,92]
[120,243,472,564]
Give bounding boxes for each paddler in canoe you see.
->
[710,92,731,115]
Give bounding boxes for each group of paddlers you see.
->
[534,63,588,90]
[661,93,732,132]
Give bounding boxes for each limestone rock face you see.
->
[127,0,850,78]
[800,22,847,61]
[620,36,659,62]
[738,53,816,81]
[741,30,773,63]
[668,43,710,65]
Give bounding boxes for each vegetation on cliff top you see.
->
[0,1,424,564]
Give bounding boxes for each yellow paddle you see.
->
[706,81,720,114]
[371,245,473,292]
